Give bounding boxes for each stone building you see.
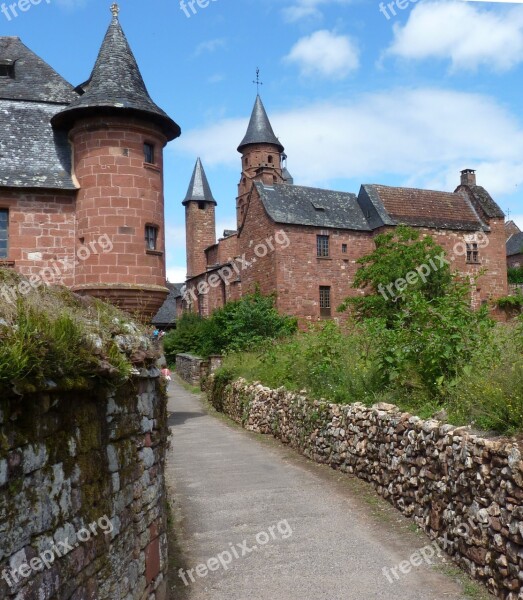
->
[182,95,508,321]
[506,222,523,269]
[0,4,180,318]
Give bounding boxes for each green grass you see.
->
[0,269,152,394]
[217,318,523,435]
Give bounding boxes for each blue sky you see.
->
[4,0,523,282]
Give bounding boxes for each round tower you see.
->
[237,95,285,223]
[183,158,217,279]
[51,4,181,319]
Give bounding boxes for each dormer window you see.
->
[0,60,14,79]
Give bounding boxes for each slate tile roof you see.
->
[51,13,180,141]
[507,232,523,257]
[183,158,216,206]
[238,95,284,153]
[255,182,371,230]
[0,37,77,190]
[152,283,183,327]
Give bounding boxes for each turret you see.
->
[183,158,217,278]
[237,95,285,223]
[51,4,180,318]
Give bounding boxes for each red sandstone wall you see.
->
[0,189,76,286]
[185,202,216,278]
[508,254,522,269]
[70,117,167,291]
[274,226,375,320]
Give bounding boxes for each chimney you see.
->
[460,168,476,186]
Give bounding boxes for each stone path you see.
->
[165,377,483,600]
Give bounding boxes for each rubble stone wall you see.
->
[175,353,207,386]
[211,378,523,599]
[0,371,168,600]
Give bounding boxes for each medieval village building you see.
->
[0,5,179,318]
[181,96,508,322]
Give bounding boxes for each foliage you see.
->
[0,270,144,394]
[163,292,297,362]
[496,292,523,309]
[339,226,452,324]
[508,267,523,284]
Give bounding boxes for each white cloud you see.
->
[386,1,523,72]
[284,30,359,79]
[282,0,351,22]
[173,87,523,197]
[194,38,226,57]
[166,266,187,284]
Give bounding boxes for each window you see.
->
[0,209,7,259]
[0,61,14,78]
[145,225,158,251]
[317,235,329,257]
[466,242,479,264]
[319,286,331,317]
[198,202,205,210]
[268,155,273,164]
[144,143,155,164]
[342,244,348,254]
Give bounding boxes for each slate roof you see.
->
[52,12,180,141]
[467,186,505,219]
[363,184,487,231]
[507,232,523,257]
[183,158,216,206]
[254,181,499,233]
[0,37,77,190]
[152,283,183,327]
[238,95,284,153]
[255,182,371,230]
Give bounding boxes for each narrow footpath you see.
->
[165,377,486,600]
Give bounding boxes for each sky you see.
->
[3,0,523,282]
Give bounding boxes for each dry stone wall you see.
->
[211,378,523,599]
[0,370,168,600]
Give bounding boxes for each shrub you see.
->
[163,291,297,363]
[508,267,523,284]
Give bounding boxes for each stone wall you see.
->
[0,370,168,600]
[175,353,208,386]
[210,378,523,599]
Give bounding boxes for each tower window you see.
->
[317,235,329,258]
[144,143,155,164]
[0,209,8,258]
[268,155,273,164]
[145,225,159,251]
[198,202,205,210]
[342,244,347,254]
[319,286,331,317]
[466,242,479,264]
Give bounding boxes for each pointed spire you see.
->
[182,158,217,206]
[237,95,284,153]
[52,8,180,141]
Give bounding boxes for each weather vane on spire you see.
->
[111,2,119,17]
[253,68,263,93]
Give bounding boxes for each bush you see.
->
[163,292,297,363]
[508,267,523,284]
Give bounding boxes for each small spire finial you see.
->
[253,68,263,94]
[111,2,119,17]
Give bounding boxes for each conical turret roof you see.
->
[52,6,180,141]
[237,95,284,153]
[183,158,217,206]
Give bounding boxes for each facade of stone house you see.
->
[506,222,523,269]
[0,5,179,318]
[181,95,508,321]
